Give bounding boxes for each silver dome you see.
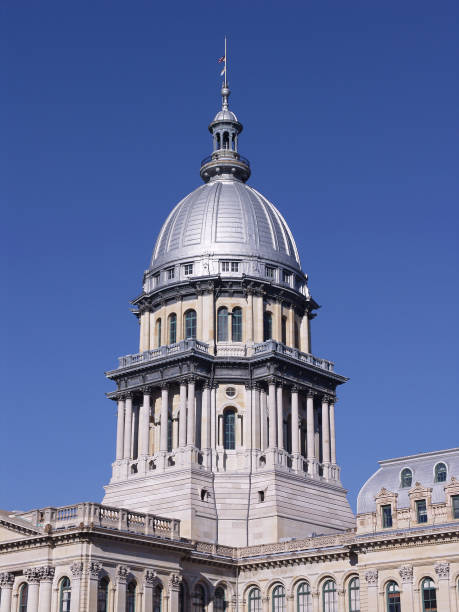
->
[213,108,238,122]
[150,177,301,274]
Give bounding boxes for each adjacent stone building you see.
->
[0,82,458,612]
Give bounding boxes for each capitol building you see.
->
[0,81,458,612]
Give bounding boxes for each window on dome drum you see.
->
[400,467,412,488]
[217,307,229,341]
[452,495,459,519]
[348,577,360,612]
[183,263,193,276]
[126,581,136,612]
[18,584,28,612]
[323,580,337,612]
[264,312,273,341]
[281,316,287,344]
[416,499,428,523]
[166,267,175,280]
[282,270,291,285]
[156,318,162,348]
[59,577,71,612]
[266,265,275,279]
[382,504,393,528]
[192,584,205,612]
[184,310,197,339]
[297,581,312,612]
[232,307,242,341]
[422,578,437,612]
[248,588,262,612]
[153,273,160,287]
[97,577,109,612]
[223,409,236,450]
[220,260,240,273]
[169,313,177,344]
[272,585,286,612]
[153,585,163,612]
[214,586,227,611]
[434,462,447,482]
[386,581,401,612]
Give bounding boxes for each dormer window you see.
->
[434,462,447,483]
[416,499,428,523]
[452,495,459,519]
[400,468,412,488]
[382,504,392,528]
[183,263,193,276]
[266,265,275,279]
[166,267,175,280]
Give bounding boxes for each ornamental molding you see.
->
[399,565,413,583]
[24,567,41,584]
[87,561,102,579]
[444,476,459,495]
[365,569,378,585]
[0,572,15,587]
[70,562,84,578]
[117,565,130,584]
[434,562,450,579]
[374,487,398,502]
[38,566,55,582]
[168,573,182,591]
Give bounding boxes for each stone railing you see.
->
[19,503,180,540]
[215,342,247,357]
[253,341,334,372]
[117,340,209,369]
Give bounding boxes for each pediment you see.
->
[0,513,42,541]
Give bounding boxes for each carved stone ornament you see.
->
[24,568,41,584]
[38,566,55,582]
[144,570,159,586]
[117,565,130,584]
[434,562,450,579]
[70,562,84,579]
[365,569,378,585]
[399,565,413,584]
[168,573,182,591]
[0,572,15,587]
[87,561,102,579]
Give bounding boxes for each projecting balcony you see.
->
[113,339,334,372]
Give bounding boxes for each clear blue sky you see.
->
[2,1,458,513]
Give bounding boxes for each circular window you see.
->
[225,386,237,398]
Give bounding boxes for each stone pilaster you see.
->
[24,568,41,612]
[0,572,15,612]
[276,384,284,450]
[168,573,182,612]
[178,381,187,448]
[186,377,196,447]
[87,561,102,611]
[399,565,414,612]
[160,384,169,453]
[37,566,55,612]
[321,395,331,475]
[364,569,378,612]
[306,390,316,475]
[123,395,133,460]
[268,379,277,449]
[69,562,83,612]
[138,391,150,458]
[114,565,129,612]
[116,398,125,461]
[434,562,450,611]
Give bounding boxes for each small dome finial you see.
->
[221,84,230,111]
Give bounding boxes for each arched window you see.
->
[18,583,28,612]
[264,312,272,341]
[223,409,236,450]
[400,468,412,488]
[59,577,71,612]
[223,132,229,149]
[214,586,227,611]
[272,584,286,612]
[216,133,221,150]
[169,313,177,344]
[422,578,437,612]
[434,463,447,483]
[296,581,312,612]
[248,587,262,612]
[281,316,287,344]
[184,310,197,340]
[126,581,136,612]
[386,581,400,612]
[156,318,162,348]
[153,585,163,612]
[323,580,337,612]
[192,584,205,612]
[232,307,242,342]
[348,577,360,612]
[97,576,109,612]
[217,307,229,341]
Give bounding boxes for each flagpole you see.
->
[224,36,227,87]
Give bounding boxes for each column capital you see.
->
[116,565,130,585]
[124,392,134,400]
[70,561,84,579]
[160,382,169,391]
[434,561,450,579]
[140,386,153,396]
[168,573,182,592]
[266,376,277,386]
[24,567,41,584]
[144,569,160,587]
[202,381,212,390]
[87,561,102,579]
[0,572,15,587]
[306,388,316,398]
[38,566,55,582]
[321,394,332,404]
[398,565,413,584]
[364,569,378,585]
[291,385,300,393]
[187,375,197,384]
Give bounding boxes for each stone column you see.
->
[202,384,211,458]
[186,378,196,447]
[123,395,133,460]
[246,291,254,342]
[160,384,169,452]
[24,568,40,612]
[252,385,261,450]
[0,572,15,612]
[178,381,187,448]
[276,385,284,450]
[291,387,299,465]
[244,385,253,451]
[140,309,150,352]
[142,570,156,612]
[37,566,55,612]
[399,566,414,612]
[329,398,337,465]
[254,294,264,343]
[306,391,316,474]
[138,391,151,458]
[434,562,450,611]
[87,562,102,611]
[210,385,217,450]
[116,398,125,461]
[268,380,277,448]
[197,291,203,339]
[177,298,183,342]
[274,300,282,342]
[114,566,129,612]
[321,395,331,474]
[364,570,378,612]
[69,562,83,612]
[260,389,268,451]
[168,574,182,612]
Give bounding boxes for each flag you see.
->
[218,56,225,63]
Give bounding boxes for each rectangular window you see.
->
[416,499,428,523]
[452,495,459,519]
[153,273,160,287]
[282,270,291,284]
[382,504,392,528]
[220,260,239,272]
[166,267,175,280]
[266,265,275,279]
[183,263,193,276]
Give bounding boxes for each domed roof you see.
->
[150,178,301,273]
[213,108,238,122]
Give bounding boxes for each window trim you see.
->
[348,576,360,612]
[297,581,312,612]
[59,576,71,612]
[434,462,447,483]
[322,579,337,612]
[421,577,437,612]
[416,498,428,523]
[382,504,393,528]
[452,494,459,519]
[183,262,193,276]
[386,581,401,612]
[400,467,413,488]
[217,307,229,342]
[231,307,243,342]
